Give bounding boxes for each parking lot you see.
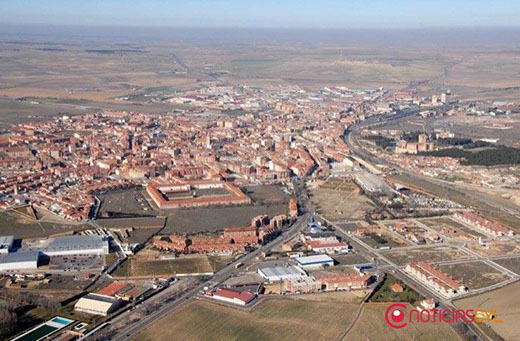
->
[49,255,105,272]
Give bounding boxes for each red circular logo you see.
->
[385,303,408,329]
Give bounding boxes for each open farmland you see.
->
[311,179,375,221]
[438,261,510,290]
[455,281,520,341]
[113,256,213,277]
[344,303,462,341]
[382,246,472,266]
[136,294,361,341]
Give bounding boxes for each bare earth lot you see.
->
[467,240,520,257]
[311,179,375,221]
[420,217,486,240]
[438,261,509,290]
[493,257,520,276]
[382,246,471,266]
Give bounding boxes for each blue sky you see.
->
[1,0,519,28]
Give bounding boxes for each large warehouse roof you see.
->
[74,294,121,315]
[295,254,334,265]
[258,265,306,279]
[40,235,107,253]
[0,250,39,264]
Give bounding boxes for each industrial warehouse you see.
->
[74,293,122,316]
[0,235,109,272]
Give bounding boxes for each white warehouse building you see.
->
[33,235,109,256]
[0,251,40,271]
[258,265,307,282]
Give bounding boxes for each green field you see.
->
[136,296,360,341]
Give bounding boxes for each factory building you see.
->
[295,254,334,270]
[257,265,307,282]
[34,235,109,256]
[283,276,321,294]
[353,171,394,197]
[74,294,122,316]
[0,251,40,271]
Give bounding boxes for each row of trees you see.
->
[420,146,520,166]
[0,288,62,333]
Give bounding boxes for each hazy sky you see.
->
[2,0,519,28]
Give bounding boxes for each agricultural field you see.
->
[113,256,213,277]
[382,246,472,266]
[438,261,510,290]
[345,303,462,341]
[311,179,375,221]
[136,294,361,341]
[455,281,520,341]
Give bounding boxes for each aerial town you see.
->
[1,2,520,340]
[1,78,519,340]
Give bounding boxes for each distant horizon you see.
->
[2,23,520,47]
[2,0,519,29]
[3,22,520,30]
